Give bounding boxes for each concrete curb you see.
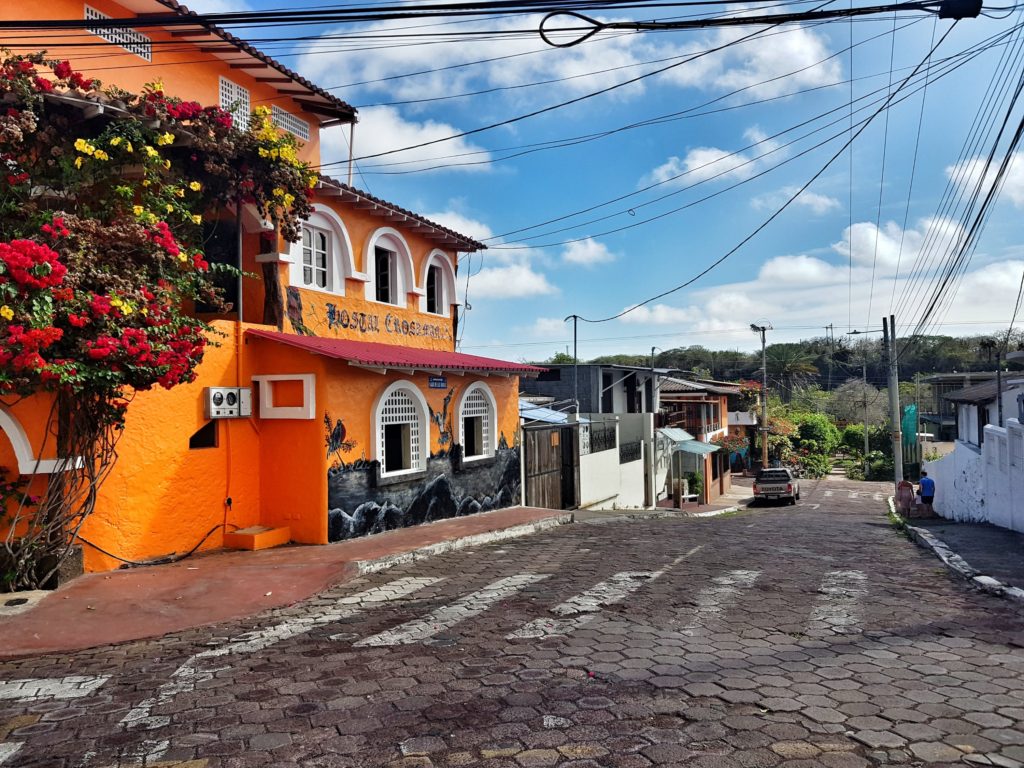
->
[888,497,1024,604]
[356,514,573,574]
[574,498,753,525]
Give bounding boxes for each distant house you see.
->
[945,378,1024,448]
[521,363,676,415]
[659,378,741,503]
[920,372,997,441]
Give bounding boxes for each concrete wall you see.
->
[579,444,622,508]
[978,420,1024,533]
[617,446,646,508]
[924,439,985,524]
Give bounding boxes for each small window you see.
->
[375,247,395,304]
[426,264,442,314]
[189,421,218,449]
[378,385,424,476]
[219,77,250,129]
[302,226,329,289]
[460,385,494,460]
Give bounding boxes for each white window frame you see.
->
[364,228,415,308]
[287,205,360,295]
[458,382,498,461]
[419,250,457,317]
[219,77,251,129]
[302,226,330,290]
[374,381,429,477]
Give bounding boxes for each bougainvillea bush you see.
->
[0,51,316,589]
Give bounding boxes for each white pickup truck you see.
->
[753,467,801,505]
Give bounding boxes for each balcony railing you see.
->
[619,441,642,464]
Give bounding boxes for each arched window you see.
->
[375,381,428,476]
[288,205,356,295]
[364,228,415,308]
[419,250,457,317]
[458,382,497,461]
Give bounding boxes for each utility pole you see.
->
[997,348,1004,427]
[883,314,904,488]
[826,323,834,392]
[863,350,870,477]
[751,323,771,467]
[564,314,580,413]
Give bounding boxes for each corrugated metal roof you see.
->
[676,440,720,455]
[247,330,546,374]
[519,399,589,425]
[943,379,1024,404]
[658,427,696,443]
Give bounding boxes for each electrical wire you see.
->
[563,22,959,325]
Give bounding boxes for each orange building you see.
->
[0,1,541,573]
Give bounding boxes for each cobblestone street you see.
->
[3,474,1024,768]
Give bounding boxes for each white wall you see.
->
[924,438,986,524]
[579,446,622,508]
[617,444,646,507]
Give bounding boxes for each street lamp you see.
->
[750,323,771,467]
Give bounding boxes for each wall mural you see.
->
[324,405,521,543]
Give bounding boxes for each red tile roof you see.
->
[247,330,545,375]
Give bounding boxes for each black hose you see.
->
[76,523,240,569]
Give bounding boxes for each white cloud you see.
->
[321,106,491,174]
[470,264,557,299]
[180,0,250,11]
[562,238,615,266]
[296,14,839,107]
[618,303,697,325]
[601,218,1013,350]
[947,152,1024,208]
[529,317,570,336]
[831,217,963,273]
[752,186,840,214]
[643,127,782,188]
[423,211,556,300]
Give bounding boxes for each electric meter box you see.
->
[204,387,252,419]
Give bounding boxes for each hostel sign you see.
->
[325,302,452,341]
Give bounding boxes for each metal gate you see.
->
[523,423,580,510]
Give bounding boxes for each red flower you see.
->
[32,77,53,93]
[68,72,93,90]
[89,295,112,316]
[53,60,73,79]
[0,240,67,290]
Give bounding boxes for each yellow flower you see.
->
[308,175,318,189]
[93,150,109,161]
[110,297,123,308]
[133,205,144,217]
[109,137,122,147]
[74,138,90,154]
[0,306,14,321]
[272,187,285,198]
[144,146,159,158]
[125,142,134,153]
[140,307,148,316]
[165,203,174,213]
[163,159,171,170]
[283,193,295,207]
[177,252,188,262]
[189,181,201,192]
[190,214,202,225]
[174,188,184,198]
[121,304,134,315]
[74,157,83,169]
[156,132,175,146]
[142,180,151,187]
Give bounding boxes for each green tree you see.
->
[767,345,819,402]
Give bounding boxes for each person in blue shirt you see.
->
[918,471,936,516]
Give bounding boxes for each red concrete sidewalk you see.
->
[0,506,570,659]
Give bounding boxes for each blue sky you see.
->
[194,0,1024,360]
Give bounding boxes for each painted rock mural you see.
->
[327,445,521,542]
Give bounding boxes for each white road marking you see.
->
[119,575,441,759]
[0,742,21,765]
[359,573,548,647]
[848,491,860,499]
[682,570,760,631]
[810,570,868,633]
[509,572,660,639]
[507,546,703,640]
[809,503,821,510]
[824,490,834,497]
[0,675,109,702]
[872,492,883,501]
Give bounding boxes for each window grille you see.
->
[271,105,310,141]
[85,5,152,61]
[619,441,642,464]
[219,78,251,128]
[462,388,491,457]
[999,434,1009,471]
[379,388,421,472]
[302,226,329,289]
[589,425,616,454]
